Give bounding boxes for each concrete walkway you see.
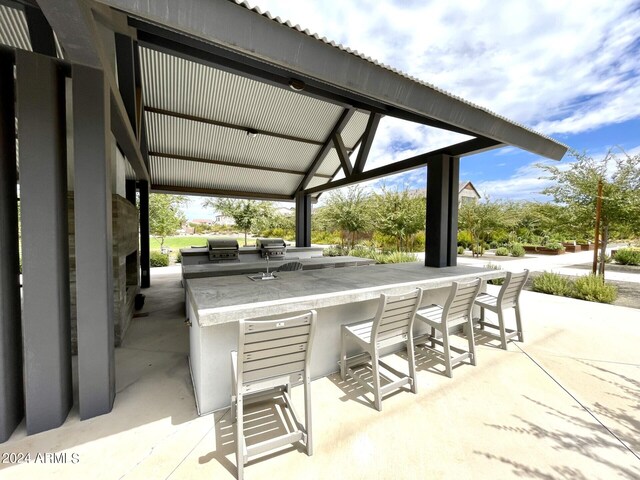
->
[416,248,640,284]
[1,271,639,479]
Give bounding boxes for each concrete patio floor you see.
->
[1,268,639,479]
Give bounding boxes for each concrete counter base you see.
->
[186,263,503,414]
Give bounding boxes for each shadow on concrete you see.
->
[579,360,640,455]
[199,399,306,478]
[327,365,410,410]
[1,273,196,468]
[474,394,640,479]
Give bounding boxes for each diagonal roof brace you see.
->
[297,108,355,192]
[353,112,382,174]
[332,133,352,178]
[304,137,501,195]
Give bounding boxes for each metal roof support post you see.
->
[0,49,24,443]
[17,51,72,434]
[73,64,116,420]
[125,178,137,205]
[139,180,150,288]
[295,191,312,247]
[446,156,460,266]
[425,154,455,268]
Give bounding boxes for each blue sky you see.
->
[185,0,640,219]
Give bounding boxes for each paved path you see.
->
[416,248,640,284]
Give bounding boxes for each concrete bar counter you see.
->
[181,255,375,280]
[180,245,324,265]
[186,263,503,414]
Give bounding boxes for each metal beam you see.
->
[295,191,312,247]
[304,137,501,195]
[115,33,137,134]
[17,51,72,435]
[73,64,115,420]
[139,180,150,288]
[297,108,355,191]
[145,107,324,146]
[23,4,56,56]
[447,157,460,267]
[98,0,567,160]
[353,112,381,174]
[333,133,352,178]
[151,184,295,202]
[0,49,23,443]
[149,151,332,179]
[36,0,150,181]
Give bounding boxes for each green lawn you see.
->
[149,234,256,251]
[150,235,208,251]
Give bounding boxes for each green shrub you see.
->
[573,274,617,304]
[150,251,169,267]
[544,242,565,251]
[457,230,473,249]
[495,247,510,256]
[349,246,376,258]
[532,271,573,296]
[175,251,182,264]
[472,245,485,256]
[311,230,341,245]
[510,243,525,257]
[373,251,417,264]
[410,231,426,252]
[457,246,465,255]
[485,263,505,285]
[598,253,612,264]
[323,245,347,257]
[613,248,640,266]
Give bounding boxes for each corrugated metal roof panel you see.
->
[140,47,343,143]
[0,5,64,58]
[145,111,320,172]
[232,1,567,151]
[341,110,370,149]
[305,176,330,190]
[150,156,301,196]
[0,5,30,50]
[315,148,341,176]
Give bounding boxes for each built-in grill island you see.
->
[207,238,239,262]
[256,238,287,258]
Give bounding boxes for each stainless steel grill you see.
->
[256,238,287,258]
[207,238,239,261]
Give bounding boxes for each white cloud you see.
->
[251,0,640,137]
[474,161,560,201]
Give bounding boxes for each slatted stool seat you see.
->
[231,310,317,480]
[475,270,529,349]
[414,279,482,378]
[339,289,423,411]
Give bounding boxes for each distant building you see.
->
[458,181,481,204]
[275,206,294,216]
[190,218,215,226]
[212,215,234,226]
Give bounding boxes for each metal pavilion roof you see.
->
[139,46,370,200]
[0,0,569,202]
